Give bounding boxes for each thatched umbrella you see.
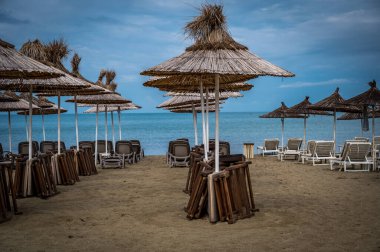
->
[0,39,62,79]
[338,110,380,136]
[17,98,68,141]
[308,87,360,154]
[38,53,105,151]
[170,104,217,113]
[286,96,331,150]
[141,4,294,174]
[344,80,380,168]
[67,71,132,163]
[83,103,141,149]
[260,102,305,149]
[0,91,38,152]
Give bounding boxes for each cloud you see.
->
[0,10,29,24]
[280,78,351,88]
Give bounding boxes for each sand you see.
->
[1,155,380,251]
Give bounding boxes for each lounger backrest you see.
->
[40,141,55,153]
[373,136,380,151]
[173,142,190,157]
[354,137,369,142]
[116,141,133,155]
[54,141,66,152]
[264,139,279,150]
[287,138,303,151]
[347,143,371,161]
[314,141,334,157]
[219,142,230,156]
[18,141,38,156]
[79,141,94,153]
[96,140,112,153]
[0,143,3,161]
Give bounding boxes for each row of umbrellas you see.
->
[0,38,140,168]
[261,83,379,157]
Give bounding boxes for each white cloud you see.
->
[280,78,351,88]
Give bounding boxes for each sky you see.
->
[1,0,380,113]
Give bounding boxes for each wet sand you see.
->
[1,155,380,251]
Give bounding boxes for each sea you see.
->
[0,112,377,155]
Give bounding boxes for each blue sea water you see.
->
[0,112,377,155]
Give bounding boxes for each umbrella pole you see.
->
[281,118,284,150]
[206,87,210,155]
[215,74,220,172]
[28,87,33,160]
[75,95,79,151]
[303,115,307,152]
[192,104,198,146]
[95,104,99,165]
[111,111,115,153]
[42,112,46,141]
[333,109,336,155]
[8,111,12,152]
[118,107,122,141]
[200,80,207,161]
[105,105,108,155]
[57,92,61,155]
[372,105,376,171]
[24,114,29,140]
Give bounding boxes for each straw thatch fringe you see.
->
[157,95,228,108]
[0,92,19,102]
[287,96,331,115]
[0,38,62,80]
[345,80,380,107]
[71,53,81,76]
[45,39,70,71]
[260,102,305,119]
[19,39,47,63]
[83,103,141,113]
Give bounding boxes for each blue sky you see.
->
[1,0,380,113]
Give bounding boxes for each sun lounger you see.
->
[18,141,38,157]
[354,137,369,142]
[53,141,67,153]
[300,140,316,163]
[257,139,279,156]
[115,141,135,167]
[0,143,11,161]
[279,138,302,161]
[168,140,190,167]
[79,141,95,154]
[330,142,373,172]
[302,140,335,165]
[130,140,144,162]
[96,140,113,163]
[40,141,55,154]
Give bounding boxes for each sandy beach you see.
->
[1,155,380,251]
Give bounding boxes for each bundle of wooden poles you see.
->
[184,145,258,224]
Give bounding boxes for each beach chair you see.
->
[168,141,191,167]
[354,137,369,142]
[257,139,279,156]
[0,143,12,161]
[96,140,113,162]
[130,140,144,162]
[18,141,39,157]
[279,138,303,161]
[300,140,316,163]
[54,141,67,153]
[115,141,135,167]
[79,141,95,154]
[302,141,335,166]
[330,142,373,172]
[219,141,231,156]
[40,141,55,154]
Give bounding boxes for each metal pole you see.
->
[200,80,207,161]
[303,115,307,151]
[281,118,284,149]
[215,74,220,172]
[95,104,99,165]
[57,92,61,155]
[8,111,12,152]
[75,95,79,151]
[118,107,122,140]
[111,111,115,153]
[333,109,336,155]
[28,87,33,160]
[41,112,46,141]
[105,105,108,155]
[192,104,198,146]
[24,114,28,140]
[205,87,210,154]
[372,105,376,171]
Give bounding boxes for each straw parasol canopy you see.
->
[164,91,243,98]
[308,88,360,113]
[345,80,380,108]
[157,94,228,108]
[18,93,53,108]
[260,102,305,148]
[171,104,217,113]
[338,110,380,120]
[144,76,254,92]
[17,102,67,115]
[83,103,141,113]
[0,39,62,79]
[0,92,38,111]
[0,92,19,102]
